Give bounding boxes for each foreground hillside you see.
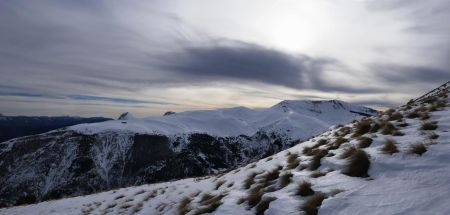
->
[2,85,448,214]
[0,100,375,206]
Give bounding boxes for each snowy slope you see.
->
[71,100,377,139]
[2,87,448,214]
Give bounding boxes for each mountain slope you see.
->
[1,84,448,215]
[0,115,111,142]
[0,100,376,207]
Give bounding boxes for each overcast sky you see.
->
[1,0,449,117]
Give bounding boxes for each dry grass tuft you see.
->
[421,121,438,130]
[279,172,293,188]
[243,172,258,189]
[388,112,403,122]
[342,149,370,178]
[310,171,327,178]
[327,137,347,150]
[339,146,357,159]
[296,181,315,196]
[261,166,282,187]
[357,136,373,148]
[308,149,328,171]
[178,197,192,215]
[286,153,300,169]
[380,139,399,155]
[430,133,439,140]
[352,119,372,137]
[194,193,226,215]
[300,193,326,215]
[246,185,264,208]
[381,122,399,135]
[215,180,226,190]
[255,197,277,215]
[409,143,427,156]
[114,194,125,200]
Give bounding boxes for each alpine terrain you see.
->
[0,100,376,207]
[1,82,448,215]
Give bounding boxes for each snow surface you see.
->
[1,93,448,215]
[71,100,376,139]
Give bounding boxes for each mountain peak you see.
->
[117,112,134,120]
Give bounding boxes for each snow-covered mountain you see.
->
[72,100,376,139]
[1,83,448,215]
[0,100,376,207]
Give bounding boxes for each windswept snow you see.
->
[2,89,448,215]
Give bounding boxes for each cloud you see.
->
[0,0,449,116]
[370,64,450,84]
[156,40,384,94]
[67,95,177,105]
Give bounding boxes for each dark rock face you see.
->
[0,129,294,206]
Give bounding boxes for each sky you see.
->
[1,0,449,117]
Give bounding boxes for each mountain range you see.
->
[0,100,377,207]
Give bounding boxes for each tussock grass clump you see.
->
[114,194,125,200]
[430,133,439,140]
[194,193,226,215]
[301,192,326,215]
[279,172,293,188]
[381,122,398,135]
[342,149,370,178]
[327,137,347,150]
[246,185,264,208]
[286,153,300,169]
[388,112,403,122]
[369,121,381,133]
[335,127,352,137]
[420,112,431,120]
[215,180,226,190]
[243,172,258,189]
[380,139,399,155]
[178,197,192,215]
[134,189,145,195]
[409,143,427,156]
[296,181,315,196]
[248,163,257,169]
[314,139,329,147]
[421,121,438,130]
[261,166,282,187]
[357,136,373,148]
[256,197,277,215]
[308,149,328,171]
[406,111,420,119]
[352,119,372,137]
[303,146,314,156]
[339,146,357,159]
[430,100,447,111]
[310,171,327,178]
